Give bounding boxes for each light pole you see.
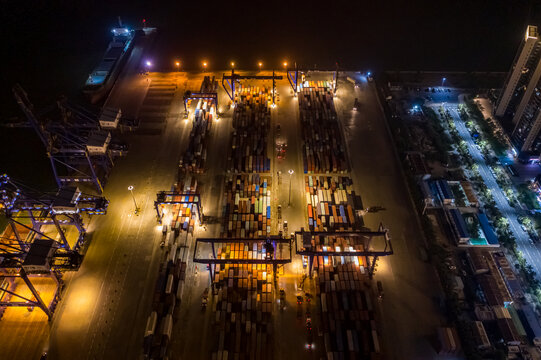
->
[145,60,152,74]
[231,61,235,69]
[288,169,294,206]
[128,185,139,214]
[442,77,446,87]
[258,62,263,71]
[283,61,288,70]
[175,61,180,72]
[203,61,208,71]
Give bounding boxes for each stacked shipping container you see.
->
[316,260,382,359]
[211,260,274,359]
[221,174,272,238]
[169,175,198,235]
[143,227,191,359]
[180,99,214,174]
[305,175,358,231]
[307,234,366,268]
[298,84,348,174]
[302,155,381,357]
[228,85,271,173]
[211,166,274,358]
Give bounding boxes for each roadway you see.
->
[443,102,541,278]
[47,70,193,360]
[337,73,447,359]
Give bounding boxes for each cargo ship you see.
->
[83,27,134,104]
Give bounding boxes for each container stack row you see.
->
[305,175,359,231]
[143,226,191,360]
[211,262,274,360]
[220,174,272,238]
[308,234,366,271]
[228,86,271,173]
[214,242,274,262]
[180,99,214,174]
[316,261,382,360]
[200,75,218,93]
[169,175,198,235]
[301,80,333,89]
[298,86,348,174]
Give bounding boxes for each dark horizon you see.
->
[1,0,538,113]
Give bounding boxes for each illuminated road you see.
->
[444,103,541,278]
[336,74,446,359]
[48,71,192,360]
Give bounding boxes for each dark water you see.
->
[0,0,536,186]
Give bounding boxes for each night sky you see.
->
[0,0,537,110]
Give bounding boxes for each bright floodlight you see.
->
[288,169,294,175]
[203,61,207,67]
[443,77,447,81]
[128,185,134,191]
[175,61,180,66]
[258,62,262,68]
[146,61,152,67]
[231,62,235,67]
[283,61,288,68]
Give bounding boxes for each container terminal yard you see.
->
[0,29,445,360]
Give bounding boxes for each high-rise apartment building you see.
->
[496,25,541,152]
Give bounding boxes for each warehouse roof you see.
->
[476,213,499,246]
[467,248,489,275]
[449,208,469,240]
[437,180,454,201]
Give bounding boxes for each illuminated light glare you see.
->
[283,61,288,68]
[146,61,152,67]
[231,62,235,67]
[128,185,134,191]
[203,61,208,67]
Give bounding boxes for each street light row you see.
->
[150,60,290,71]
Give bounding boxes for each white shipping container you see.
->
[176,281,185,300]
[144,311,157,337]
[321,293,328,312]
[347,330,354,352]
[162,314,173,339]
[372,330,380,353]
[165,274,174,294]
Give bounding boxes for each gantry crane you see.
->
[0,237,80,320]
[192,235,292,282]
[12,84,114,194]
[294,224,393,279]
[222,69,283,106]
[0,174,108,252]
